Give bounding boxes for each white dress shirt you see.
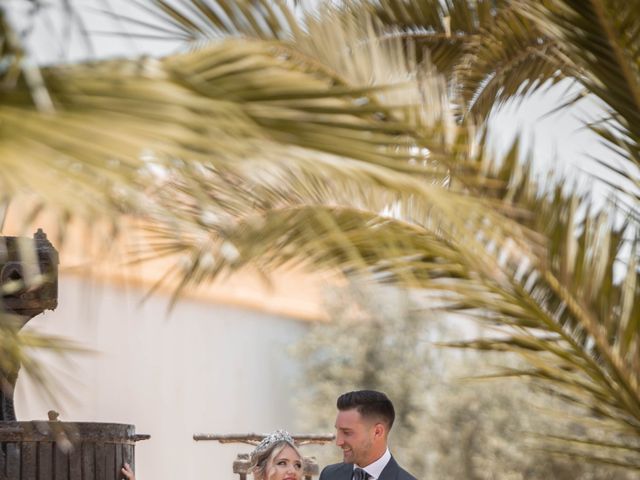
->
[354,448,391,480]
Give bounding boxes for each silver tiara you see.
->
[251,430,295,459]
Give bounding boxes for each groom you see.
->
[319,390,417,480]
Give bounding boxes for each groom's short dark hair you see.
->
[337,390,395,429]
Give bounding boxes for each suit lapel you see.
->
[377,456,399,480]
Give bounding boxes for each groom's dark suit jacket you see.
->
[319,456,417,480]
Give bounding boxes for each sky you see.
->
[490,81,613,195]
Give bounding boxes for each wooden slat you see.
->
[0,446,6,480]
[82,443,94,480]
[22,442,37,480]
[105,444,115,480]
[69,444,81,480]
[6,443,20,479]
[115,444,123,480]
[123,445,133,476]
[38,442,53,480]
[54,445,68,480]
[95,443,105,480]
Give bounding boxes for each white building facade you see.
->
[15,269,326,480]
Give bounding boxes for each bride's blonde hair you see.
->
[250,430,301,480]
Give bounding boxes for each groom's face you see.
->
[335,408,375,466]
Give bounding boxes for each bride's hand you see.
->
[121,463,136,480]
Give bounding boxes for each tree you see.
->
[1,0,639,470]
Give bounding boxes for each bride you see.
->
[121,429,304,480]
[249,429,304,480]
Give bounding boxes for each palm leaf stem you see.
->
[541,268,640,420]
[590,0,640,132]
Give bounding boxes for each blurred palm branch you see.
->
[1,0,639,470]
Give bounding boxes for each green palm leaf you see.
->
[517,0,640,200]
[349,1,566,119]
[0,313,87,413]
[457,4,567,119]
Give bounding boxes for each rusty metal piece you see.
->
[0,228,59,319]
[0,421,150,444]
[0,229,59,422]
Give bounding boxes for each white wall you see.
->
[15,274,310,480]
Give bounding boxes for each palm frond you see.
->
[346,1,566,119]
[109,0,299,41]
[1,32,465,219]
[457,4,567,120]
[347,0,490,77]
[359,0,501,36]
[139,202,475,303]
[516,0,640,201]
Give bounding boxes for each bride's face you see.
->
[266,445,303,480]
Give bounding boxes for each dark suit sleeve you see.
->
[319,463,336,480]
[319,463,342,480]
[399,469,418,480]
[398,465,418,480]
